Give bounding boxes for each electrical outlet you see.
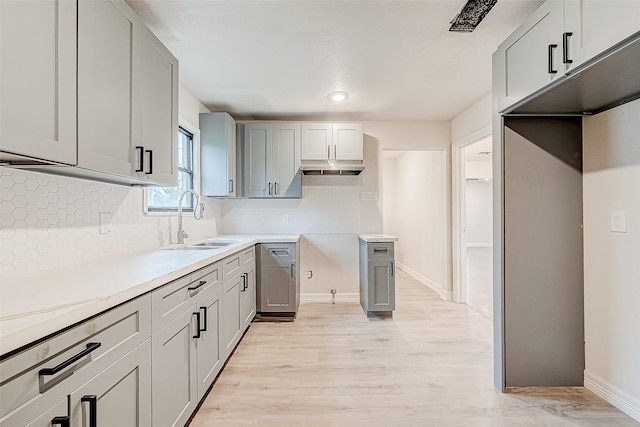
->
[282,214,290,224]
[360,191,378,201]
[99,212,112,234]
[610,211,627,233]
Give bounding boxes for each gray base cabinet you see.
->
[359,240,395,316]
[257,243,300,317]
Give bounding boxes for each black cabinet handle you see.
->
[39,342,102,376]
[563,32,573,64]
[274,182,278,195]
[229,179,234,193]
[268,182,272,195]
[81,395,97,427]
[290,264,294,279]
[241,273,246,291]
[188,280,207,292]
[193,312,201,338]
[51,416,70,427]
[135,146,144,172]
[200,306,208,332]
[548,44,558,74]
[145,150,153,174]
[390,261,395,276]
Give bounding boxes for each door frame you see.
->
[452,125,492,303]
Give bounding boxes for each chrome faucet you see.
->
[177,189,201,245]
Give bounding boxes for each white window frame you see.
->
[143,117,201,216]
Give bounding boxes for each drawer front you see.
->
[241,246,255,269]
[261,243,296,264]
[222,253,242,283]
[367,242,394,260]
[0,295,151,420]
[152,262,222,332]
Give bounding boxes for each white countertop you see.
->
[358,234,398,243]
[0,234,299,357]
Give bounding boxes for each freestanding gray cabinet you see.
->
[359,235,397,317]
[257,242,300,319]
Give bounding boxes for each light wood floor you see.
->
[190,270,638,427]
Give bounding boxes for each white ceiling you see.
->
[127,0,544,121]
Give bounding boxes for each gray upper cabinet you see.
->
[1,0,178,186]
[301,123,363,161]
[77,0,142,178]
[200,112,237,197]
[139,25,178,186]
[495,0,640,113]
[0,0,77,165]
[242,123,301,198]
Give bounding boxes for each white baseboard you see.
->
[300,293,359,304]
[584,371,640,422]
[467,243,493,248]
[396,262,452,301]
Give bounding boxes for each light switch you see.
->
[610,211,627,233]
[282,214,290,224]
[99,212,112,234]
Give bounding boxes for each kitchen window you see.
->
[145,126,196,212]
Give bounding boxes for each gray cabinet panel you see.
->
[257,243,299,316]
[359,240,395,316]
[200,112,236,197]
[221,276,242,359]
[196,286,223,399]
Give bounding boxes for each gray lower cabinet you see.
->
[359,240,395,316]
[70,340,152,427]
[257,243,300,317]
[221,274,242,359]
[196,286,223,399]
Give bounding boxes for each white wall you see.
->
[382,151,448,297]
[451,94,492,143]
[583,99,640,420]
[465,179,493,245]
[0,86,217,277]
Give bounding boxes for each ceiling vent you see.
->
[449,0,498,32]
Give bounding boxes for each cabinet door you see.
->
[564,0,640,71]
[366,260,395,312]
[301,123,332,160]
[200,113,236,197]
[243,124,271,198]
[77,0,141,177]
[221,276,242,359]
[139,25,178,186]
[70,340,152,427]
[240,267,256,330]
[196,286,223,400]
[261,263,296,312]
[333,123,364,160]
[494,0,564,112]
[1,398,68,427]
[152,308,198,427]
[0,0,77,165]
[271,123,301,198]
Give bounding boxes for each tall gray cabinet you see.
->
[257,242,300,319]
[359,235,397,317]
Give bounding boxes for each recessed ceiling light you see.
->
[329,91,349,102]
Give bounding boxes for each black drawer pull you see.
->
[188,280,207,292]
[135,146,144,172]
[39,342,102,376]
[81,395,97,427]
[200,306,208,332]
[51,416,70,427]
[548,44,558,74]
[373,248,389,253]
[563,32,573,64]
[193,312,202,338]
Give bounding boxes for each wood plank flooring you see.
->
[190,270,638,427]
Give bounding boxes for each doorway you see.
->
[453,132,493,319]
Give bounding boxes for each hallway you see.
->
[190,271,637,426]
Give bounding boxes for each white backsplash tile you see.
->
[0,168,218,277]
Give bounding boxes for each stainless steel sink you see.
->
[193,242,233,247]
[166,246,219,250]
[164,239,238,250]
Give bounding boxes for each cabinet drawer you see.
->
[0,295,151,421]
[367,243,394,260]
[241,246,255,268]
[222,253,242,283]
[152,262,222,332]
[261,243,296,263]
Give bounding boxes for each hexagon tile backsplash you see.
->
[0,168,217,277]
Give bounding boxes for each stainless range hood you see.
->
[299,163,364,175]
